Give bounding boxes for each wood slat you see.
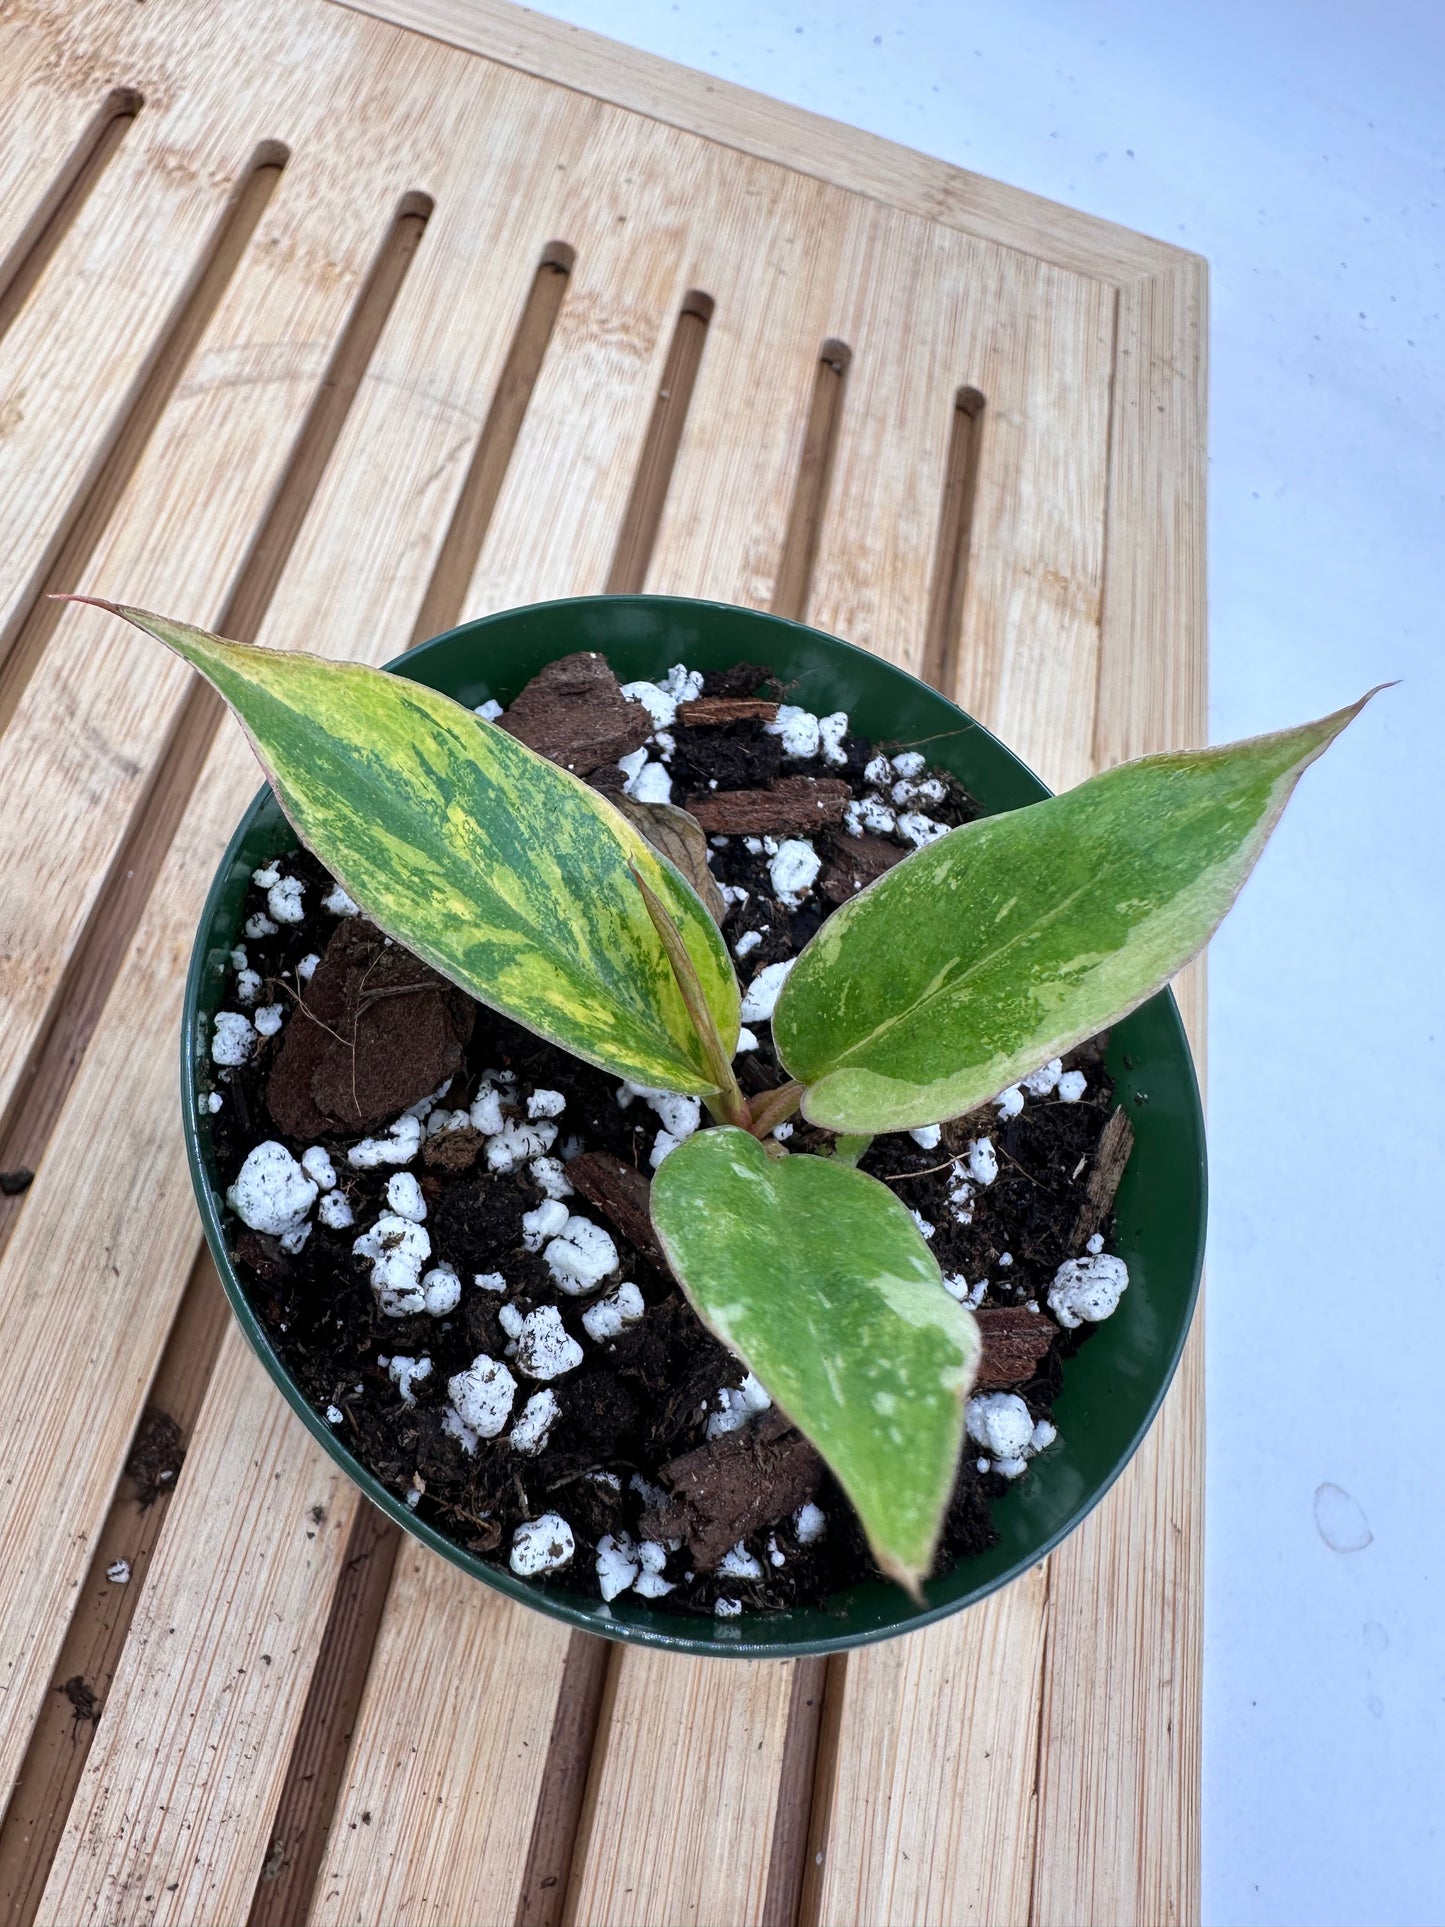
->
[337,0,1184,284]
[0,2,1206,1919]
[37,1330,362,1927]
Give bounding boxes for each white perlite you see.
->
[632,1540,673,1598]
[625,759,672,805]
[474,697,504,721]
[527,1087,566,1120]
[205,1092,223,1114]
[509,1389,561,1455]
[735,1027,759,1054]
[486,1118,557,1174]
[596,1532,640,1601]
[794,1502,826,1545]
[898,811,950,847]
[739,958,795,1023]
[909,1209,936,1240]
[706,1372,772,1440]
[966,1393,1034,1460]
[818,711,849,765]
[891,751,926,780]
[543,1215,619,1295]
[318,1190,354,1230]
[530,1156,574,1200]
[387,1355,432,1405]
[386,1171,427,1221]
[211,1011,255,1066]
[421,1265,461,1315]
[252,863,281,888]
[1022,1057,1063,1097]
[768,838,820,907]
[582,1281,645,1343]
[1085,1232,1105,1256]
[301,1146,337,1191]
[353,1215,432,1314]
[322,883,360,916]
[994,1084,1024,1119]
[842,794,896,837]
[514,1305,585,1380]
[522,1199,571,1252]
[325,1404,344,1424]
[734,929,762,958]
[253,1004,285,1039]
[268,875,305,924]
[296,952,319,982]
[1057,1069,1088,1103]
[510,1513,575,1577]
[473,1269,507,1293]
[107,1559,131,1584]
[348,1114,423,1168]
[941,1272,986,1309]
[1048,1253,1128,1329]
[714,1597,742,1618]
[717,1542,763,1580]
[619,1082,701,1142]
[235,967,262,1005]
[967,1137,998,1185]
[909,1124,942,1150]
[764,703,821,758]
[226,1142,317,1236]
[243,912,278,940]
[448,1355,517,1437]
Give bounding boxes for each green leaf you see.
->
[650,1127,980,1594]
[773,696,1376,1133]
[74,601,739,1093]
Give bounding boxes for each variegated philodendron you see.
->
[71,598,1373,1592]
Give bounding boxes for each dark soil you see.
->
[204,660,1128,1620]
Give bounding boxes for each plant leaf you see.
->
[612,795,729,926]
[773,696,1376,1133]
[650,1127,980,1594]
[73,601,739,1093]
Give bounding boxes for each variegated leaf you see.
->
[74,601,739,1093]
[774,696,1375,1133]
[650,1127,980,1593]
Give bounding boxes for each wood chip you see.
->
[1069,1105,1135,1252]
[564,1151,666,1271]
[687,775,851,834]
[973,1306,1059,1389]
[818,830,906,903]
[496,650,652,773]
[639,1408,823,1567]
[676,696,780,726]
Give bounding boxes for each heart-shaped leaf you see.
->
[773,697,1375,1133]
[74,601,739,1094]
[650,1127,980,1593]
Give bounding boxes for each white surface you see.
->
[525,3,1442,1920]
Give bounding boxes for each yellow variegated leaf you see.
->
[75,601,739,1093]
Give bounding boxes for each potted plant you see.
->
[70,593,1368,1654]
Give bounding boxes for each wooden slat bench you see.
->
[0,2,1206,1921]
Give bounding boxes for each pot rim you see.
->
[182,593,1207,1659]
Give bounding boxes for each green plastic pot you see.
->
[183,595,1206,1658]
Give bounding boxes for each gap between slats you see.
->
[0,192,431,1265]
[606,290,714,594]
[0,90,143,346]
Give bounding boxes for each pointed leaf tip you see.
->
[775,695,1378,1135]
[651,1128,980,1589]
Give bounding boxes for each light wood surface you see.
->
[0,0,1206,1921]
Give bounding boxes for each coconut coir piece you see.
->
[267,918,474,1138]
[1069,1105,1135,1252]
[688,775,852,834]
[818,830,906,903]
[973,1307,1059,1389]
[496,650,651,774]
[677,695,780,727]
[640,1408,823,1567]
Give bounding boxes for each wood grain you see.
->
[335,0,1188,282]
[0,2,1206,1920]
[37,1330,362,1927]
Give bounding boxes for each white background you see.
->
[518,2,1443,1921]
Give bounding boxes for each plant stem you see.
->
[745,1080,805,1139]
